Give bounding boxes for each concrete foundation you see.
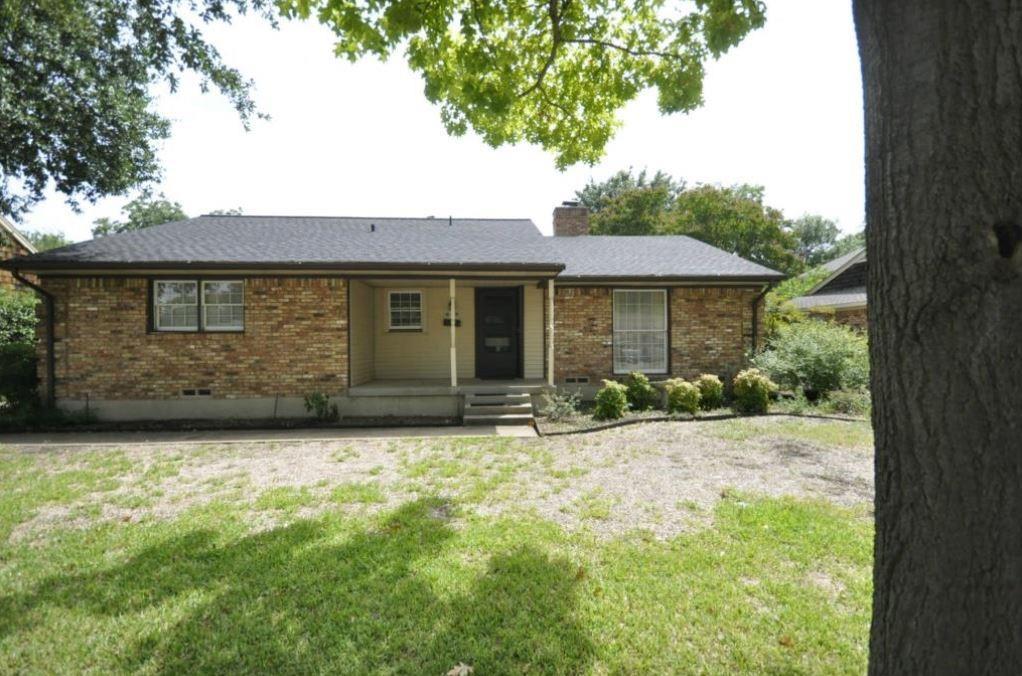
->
[58,394,462,422]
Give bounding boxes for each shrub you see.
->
[541,390,580,421]
[0,290,37,345]
[664,379,701,415]
[0,342,37,411]
[763,266,830,336]
[304,392,339,421]
[753,319,869,400]
[779,390,812,415]
[624,371,659,411]
[593,380,628,421]
[693,374,725,410]
[820,388,871,416]
[732,368,776,415]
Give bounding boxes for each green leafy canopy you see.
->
[0,0,273,217]
[281,0,767,168]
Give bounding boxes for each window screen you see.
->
[613,289,668,373]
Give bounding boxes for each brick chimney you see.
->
[552,201,589,236]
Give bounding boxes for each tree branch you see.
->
[518,0,565,99]
[562,37,683,60]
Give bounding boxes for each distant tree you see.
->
[790,215,840,266]
[577,172,807,274]
[589,184,675,235]
[23,230,73,252]
[824,231,866,262]
[576,169,684,213]
[667,184,802,275]
[207,208,244,216]
[92,194,187,237]
[0,0,269,218]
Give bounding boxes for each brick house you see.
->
[1,203,783,422]
[0,215,37,292]
[792,248,867,330]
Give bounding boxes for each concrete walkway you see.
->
[0,424,536,449]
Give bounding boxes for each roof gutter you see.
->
[12,271,55,409]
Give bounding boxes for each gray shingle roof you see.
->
[821,247,865,273]
[792,288,867,309]
[4,214,784,281]
[8,215,557,270]
[548,235,784,280]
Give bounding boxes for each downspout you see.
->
[12,270,56,409]
[750,282,775,354]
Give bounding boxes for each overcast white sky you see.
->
[17,0,864,241]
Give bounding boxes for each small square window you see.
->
[388,290,423,330]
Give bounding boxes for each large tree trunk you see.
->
[854,1,1022,672]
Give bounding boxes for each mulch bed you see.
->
[536,410,867,436]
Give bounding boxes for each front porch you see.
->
[348,277,556,389]
[344,378,552,425]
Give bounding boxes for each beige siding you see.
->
[373,285,476,380]
[348,280,375,386]
[523,284,544,378]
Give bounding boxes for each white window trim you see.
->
[387,289,425,331]
[153,280,199,332]
[201,280,245,333]
[612,288,669,375]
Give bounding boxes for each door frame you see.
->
[474,285,524,379]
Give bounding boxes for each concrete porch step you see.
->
[463,391,536,426]
[463,413,535,426]
[466,393,531,405]
[464,403,533,416]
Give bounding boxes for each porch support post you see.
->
[547,278,555,386]
[449,278,458,388]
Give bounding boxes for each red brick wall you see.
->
[553,287,613,382]
[553,285,765,384]
[37,276,348,400]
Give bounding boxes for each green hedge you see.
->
[753,319,868,400]
[732,368,776,415]
[0,290,37,344]
[594,380,629,421]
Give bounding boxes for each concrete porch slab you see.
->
[347,378,552,397]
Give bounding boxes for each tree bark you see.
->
[854,1,1022,672]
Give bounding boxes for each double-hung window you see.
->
[153,280,244,332]
[202,281,244,331]
[388,290,423,330]
[154,281,199,331]
[613,289,668,374]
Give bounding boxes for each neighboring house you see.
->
[1,203,784,422]
[792,247,867,330]
[0,215,38,291]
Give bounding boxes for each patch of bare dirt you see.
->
[4,417,873,543]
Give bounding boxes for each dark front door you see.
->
[475,287,522,379]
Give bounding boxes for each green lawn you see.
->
[0,437,873,674]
